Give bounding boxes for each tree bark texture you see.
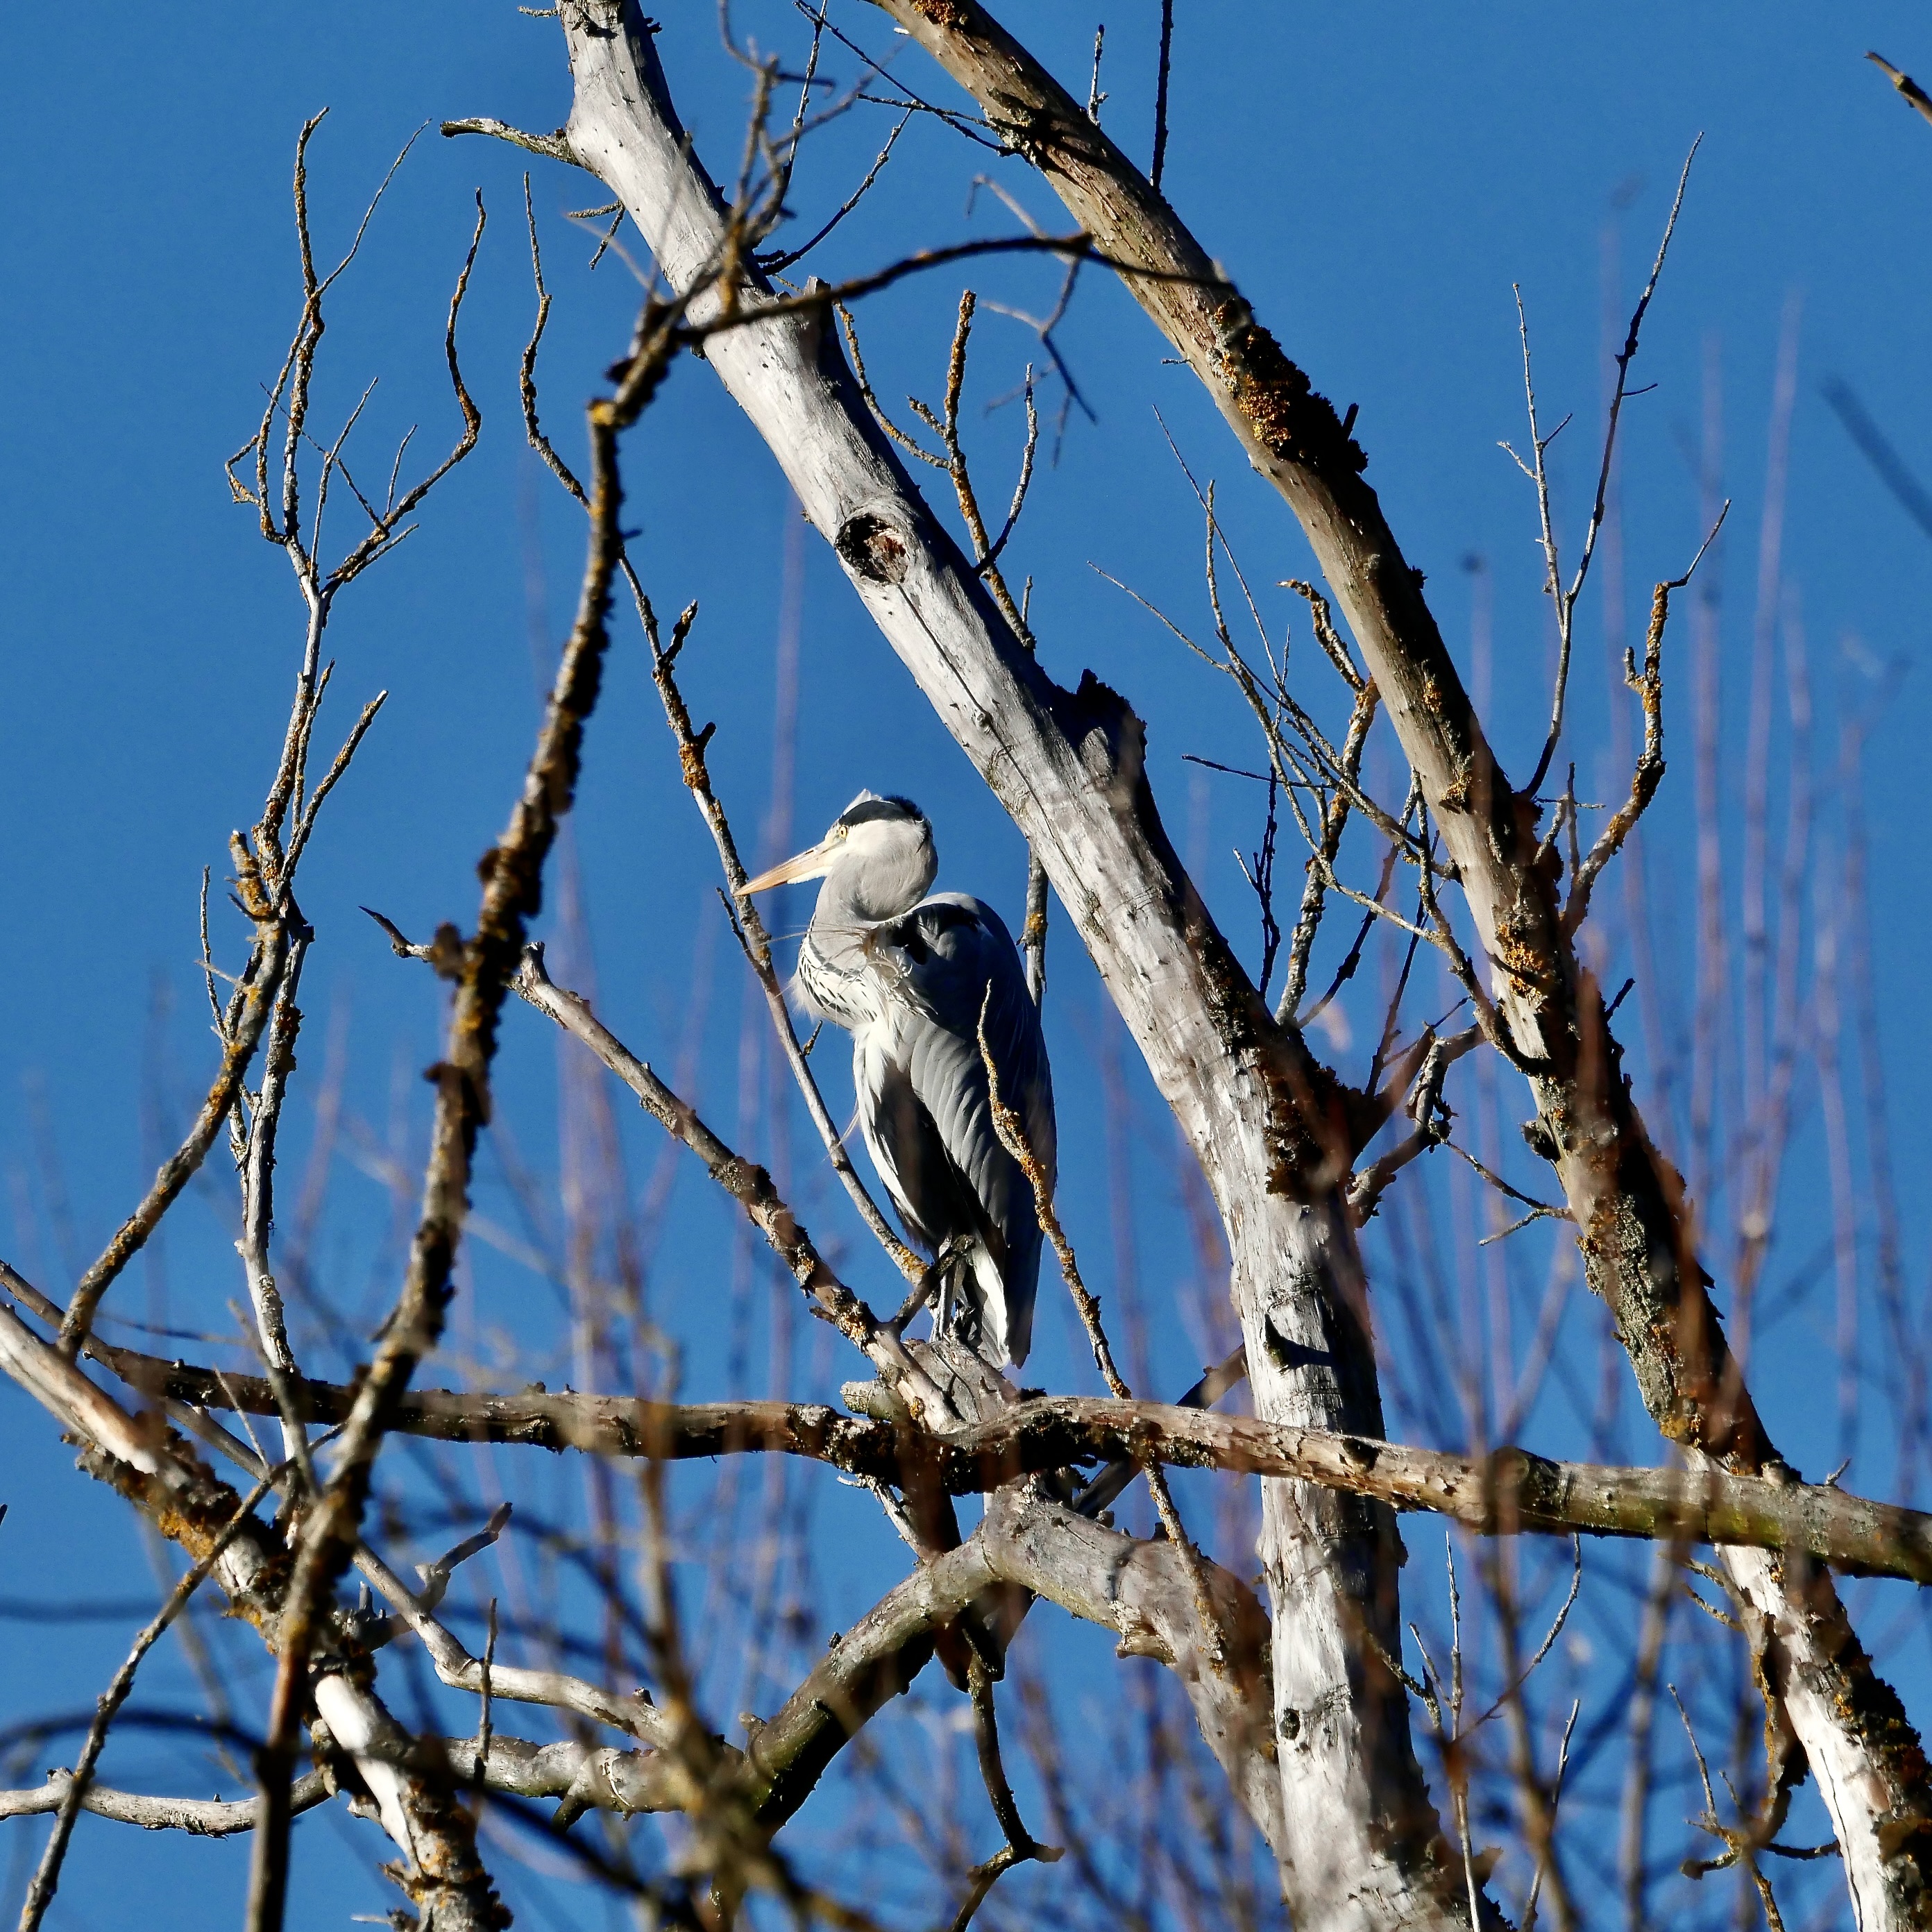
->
[532,8,1475,1925]
[858,4,1932,1924]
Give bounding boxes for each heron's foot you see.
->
[948,1299,986,1355]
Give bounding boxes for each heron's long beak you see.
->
[740,838,838,896]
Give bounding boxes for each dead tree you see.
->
[3,11,1931,1932]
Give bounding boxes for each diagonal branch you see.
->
[867,6,1932,1921]
[643,610,926,1282]
[480,11,1473,1922]
[59,916,287,1355]
[1870,51,1932,128]
[503,938,956,1416]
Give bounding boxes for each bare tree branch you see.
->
[59,915,287,1356]
[0,1294,505,1929]
[642,608,926,1283]
[18,1463,282,1931]
[245,246,689,1932]
[0,1771,334,1838]
[459,12,1490,1918]
[38,1299,1932,1583]
[867,4,1932,1918]
[1869,51,1932,128]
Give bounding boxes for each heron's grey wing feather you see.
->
[851,1036,965,1256]
[875,895,1056,1359]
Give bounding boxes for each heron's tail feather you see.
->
[934,1238,1016,1368]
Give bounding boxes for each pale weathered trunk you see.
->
[861,6,1932,1924]
[536,7,1475,1923]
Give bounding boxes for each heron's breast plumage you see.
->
[796,929,881,1031]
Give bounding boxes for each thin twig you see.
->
[1150,0,1176,193]
[246,272,688,1932]
[61,913,287,1355]
[1566,502,1729,929]
[1521,138,1699,799]
[1522,1700,1580,1932]
[642,604,926,1284]
[975,990,1228,1671]
[761,110,913,271]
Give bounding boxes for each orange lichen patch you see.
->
[388,1793,514,1927]
[1210,305,1366,477]
[906,0,977,31]
[74,1439,292,1638]
[679,736,711,792]
[1485,899,1562,1019]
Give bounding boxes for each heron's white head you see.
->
[740,791,936,920]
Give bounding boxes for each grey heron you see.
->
[741,792,1056,1368]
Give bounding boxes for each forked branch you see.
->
[1517,140,1699,798]
[1566,505,1729,931]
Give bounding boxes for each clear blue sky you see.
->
[4,5,1932,1925]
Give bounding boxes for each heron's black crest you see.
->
[837,795,924,829]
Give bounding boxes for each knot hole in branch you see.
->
[835,509,911,586]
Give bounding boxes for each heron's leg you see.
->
[930,1240,988,1353]
[888,1235,982,1340]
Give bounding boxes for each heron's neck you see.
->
[797,874,900,1030]
[805,868,911,973]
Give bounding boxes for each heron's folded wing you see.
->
[851,1035,956,1255]
[878,895,1056,1248]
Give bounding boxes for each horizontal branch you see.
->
[0,1731,690,1838]
[0,1770,332,1838]
[982,1404,1932,1584]
[443,1733,684,1818]
[77,1319,1932,1583]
